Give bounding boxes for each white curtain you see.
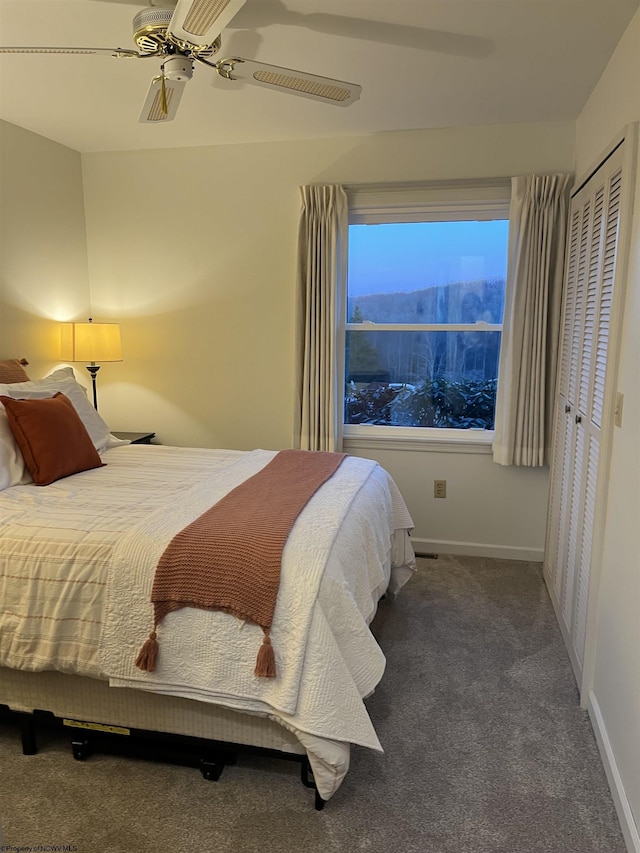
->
[294,185,348,452]
[493,173,572,467]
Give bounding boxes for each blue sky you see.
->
[348,220,510,297]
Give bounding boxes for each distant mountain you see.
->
[347,278,505,325]
[345,277,505,386]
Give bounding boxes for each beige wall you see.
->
[81,120,575,556]
[0,118,575,556]
[0,117,576,557]
[0,120,90,372]
[574,10,640,849]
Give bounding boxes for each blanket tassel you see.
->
[255,630,276,678]
[135,630,159,672]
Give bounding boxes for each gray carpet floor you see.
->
[0,555,626,853]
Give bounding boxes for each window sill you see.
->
[343,427,494,454]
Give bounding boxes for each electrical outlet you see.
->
[434,479,447,498]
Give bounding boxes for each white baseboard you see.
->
[588,691,640,853]
[411,537,544,562]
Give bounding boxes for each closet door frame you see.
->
[572,122,637,704]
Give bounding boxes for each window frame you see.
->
[342,180,511,450]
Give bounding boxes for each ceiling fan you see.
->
[0,0,362,123]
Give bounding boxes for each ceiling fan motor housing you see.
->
[133,5,220,58]
[133,6,175,54]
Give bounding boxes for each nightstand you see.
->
[112,431,156,445]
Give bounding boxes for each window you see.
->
[343,183,510,443]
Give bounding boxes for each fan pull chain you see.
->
[161,75,168,116]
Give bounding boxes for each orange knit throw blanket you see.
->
[135,449,346,678]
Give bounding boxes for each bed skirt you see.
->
[0,667,351,801]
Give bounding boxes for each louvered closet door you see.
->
[544,143,624,684]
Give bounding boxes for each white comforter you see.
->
[0,445,415,790]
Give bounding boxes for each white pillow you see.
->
[0,369,118,454]
[43,369,129,449]
[0,405,31,490]
[45,366,79,383]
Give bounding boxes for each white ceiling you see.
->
[0,0,637,153]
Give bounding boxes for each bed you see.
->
[0,363,416,806]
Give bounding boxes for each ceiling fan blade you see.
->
[139,75,187,123]
[168,0,247,49]
[211,57,361,107]
[0,46,141,58]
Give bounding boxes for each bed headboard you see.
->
[0,359,30,383]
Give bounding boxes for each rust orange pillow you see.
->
[0,392,105,486]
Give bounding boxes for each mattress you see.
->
[0,444,416,799]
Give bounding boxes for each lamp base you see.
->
[85,364,101,410]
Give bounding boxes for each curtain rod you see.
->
[343,177,512,193]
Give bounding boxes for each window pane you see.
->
[347,221,508,324]
[345,330,501,429]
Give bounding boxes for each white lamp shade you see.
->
[61,322,123,363]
